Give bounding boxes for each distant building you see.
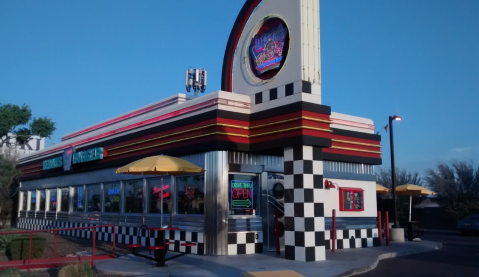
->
[0,135,45,157]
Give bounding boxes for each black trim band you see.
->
[331,128,381,141]
[323,152,382,165]
[251,102,331,121]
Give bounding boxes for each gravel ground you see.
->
[1,230,132,277]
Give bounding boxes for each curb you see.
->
[335,242,443,277]
[95,269,170,277]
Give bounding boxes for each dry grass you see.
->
[58,263,93,277]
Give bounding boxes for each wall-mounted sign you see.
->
[73,147,105,164]
[249,18,289,77]
[43,157,63,170]
[230,180,253,209]
[153,185,170,199]
[63,147,74,171]
[107,188,120,196]
[43,147,106,170]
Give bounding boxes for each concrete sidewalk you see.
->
[95,240,442,277]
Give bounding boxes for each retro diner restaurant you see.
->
[16,0,382,262]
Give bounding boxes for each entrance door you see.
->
[262,173,285,252]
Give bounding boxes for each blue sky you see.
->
[1,0,478,175]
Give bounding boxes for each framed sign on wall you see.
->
[339,187,364,212]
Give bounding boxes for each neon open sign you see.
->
[230,180,253,209]
[153,184,170,199]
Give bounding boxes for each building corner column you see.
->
[284,146,326,261]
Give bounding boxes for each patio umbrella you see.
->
[376,184,391,215]
[376,184,391,193]
[395,184,436,222]
[116,155,205,226]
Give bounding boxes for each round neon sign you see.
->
[248,17,290,80]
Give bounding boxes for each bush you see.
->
[0,228,18,254]
[8,235,46,260]
[58,263,93,277]
[0,268,24,277]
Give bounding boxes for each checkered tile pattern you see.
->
[16,218,204,255]
[252,80,320,104]
[227,231,263,255]
[283,146,326,262]
[325,228,380,250]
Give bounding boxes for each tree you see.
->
[0,103,55,227]
[377,167,425,223]
[426,161,479,221]
[0,151,22,227]
[0,103,56,148]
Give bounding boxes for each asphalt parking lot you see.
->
[358,230,479,277]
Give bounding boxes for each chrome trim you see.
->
[204,151,228,255]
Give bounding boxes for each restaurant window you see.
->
[148,178,171,214]
[60,188,69,212]
[49,189,57,211]
[177,175,205,215]
[104,182,121,213]
[21,191,28,210]
[39,190,46,211]
[87,184,101,212]
[228,174,259,216]
[339,187,364,211]
[29,191,36,211]
[124,180,143,214]
[73,186,84,212]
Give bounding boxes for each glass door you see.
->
[263,173,285,252]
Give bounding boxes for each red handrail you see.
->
[377,211,382,246]
[0,224,116,271]
[385,211,390,246]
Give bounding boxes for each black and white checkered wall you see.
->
[17,218,205,255]
[227,231,263,255]
[284,146,326,262]
[325,228,380,250]
[252,80,321,105]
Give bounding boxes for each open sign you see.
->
[230,180,253,209]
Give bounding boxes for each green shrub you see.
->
[0,268,24,277]
[8,235,46,260]
[0,228,19,254]
[58,263,93,277]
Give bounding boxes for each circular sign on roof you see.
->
[248,17,290,80]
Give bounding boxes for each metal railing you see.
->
[0,225,116,272]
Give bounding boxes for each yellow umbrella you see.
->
[376,184,391,193]
[116,155,205,175]
[116,155,205,226]
[396,184,436,222]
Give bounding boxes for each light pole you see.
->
[389,115,401,228]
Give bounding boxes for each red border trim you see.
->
[221,0,263,92]
[19,98,250,163]
[331,118,375,130]
[339,187,364,212]
[62,97,182,141]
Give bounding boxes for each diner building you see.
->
[16,0,381,262]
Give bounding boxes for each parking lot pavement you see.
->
[358,230,479,277]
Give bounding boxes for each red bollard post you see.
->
[54,231,57,258]
[274,208,281,255]
[92,228,96,268]
[385,211,390,246]
[332,209,336,252]
[28,232,32,272]
[377,211,382,246]
[112,226,116,257]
